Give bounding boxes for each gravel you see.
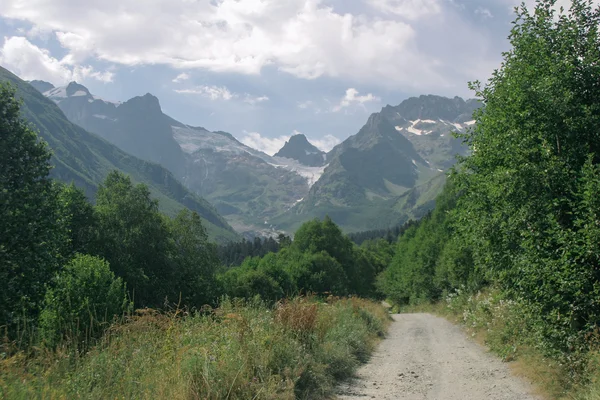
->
[336,313,542,400]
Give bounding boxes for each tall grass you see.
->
[0,296,390,399]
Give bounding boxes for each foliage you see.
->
[377,181,480,305]
[1,297,390,399]
[0,83,64,335]
[0,66,238,243]
[39,254,131,348]
[221,217,381,300]
[217,235,284,267]
[453,0,600,354]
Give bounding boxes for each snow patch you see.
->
[172,125,326,187]
[72,90,87,97]
[44,86,67,99]
[92,114,116,121]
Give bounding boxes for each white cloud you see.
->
[0,36,113,84]
[367,0,441,20]
[175,85,268,104]
[333,88,379,112]
[172,72,190,83]
[175,85,235,100]
[475,7,493,19]
[243,95,269,105]
[310,134,341,152]
[239,132,290,156]
[0,0,454,90]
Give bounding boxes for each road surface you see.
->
[337,313,541,400]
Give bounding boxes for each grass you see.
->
[0,296,390,399]
[399,289,600,400]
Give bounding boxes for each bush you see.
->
[39,254,131,348]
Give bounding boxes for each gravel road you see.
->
[336,313,542,400]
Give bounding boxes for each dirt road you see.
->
[337,313,542,400]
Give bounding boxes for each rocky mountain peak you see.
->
[65,82,91,97]
[119,93,162,114]
[28,80,55,93]
[274,133,325,167]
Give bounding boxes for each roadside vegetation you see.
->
[1,297,389,399]
[377,1,600,398]
[0,80,391,398]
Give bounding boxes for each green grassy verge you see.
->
[0,297,390,399]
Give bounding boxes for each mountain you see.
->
[0,66,237,243]
[172,125,324,235]
[43,82,186,178]
[39,82,324,236]
[274,134,326,167]
[273,95,480,233]
[28,80,55,93]
[380,95,480,170]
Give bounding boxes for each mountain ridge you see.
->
[1,67,238,243]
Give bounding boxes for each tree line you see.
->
[378,0,600,358]
[0,84,388,350]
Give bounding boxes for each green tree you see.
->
[94,171,172,307]
[0,83,63,331]
[58,183,96,257]
[454,0,600,351]
[39,254,130,348]
[168,209,220,307]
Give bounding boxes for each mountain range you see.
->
[0,66,238,243]
[13,69,480,238]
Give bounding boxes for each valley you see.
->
[26,76,479,237]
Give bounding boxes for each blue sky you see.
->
[0,0,577,154]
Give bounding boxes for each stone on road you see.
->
[336,313,541,400]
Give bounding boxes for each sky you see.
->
[0,0,588,155]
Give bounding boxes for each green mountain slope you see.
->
[274,95,478,233]
[0,66,237,243]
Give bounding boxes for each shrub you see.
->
[39,254,131,348]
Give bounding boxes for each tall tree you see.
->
[94,171,172,307]
[455,0,600,350]
[0,84,63,331]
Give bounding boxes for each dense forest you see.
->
[378,0,600,379]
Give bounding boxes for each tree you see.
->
[93,171,172,307]
[58,183,96,258]
[454,0,600,351]
[0,83,63,331]
[168,209,220,307]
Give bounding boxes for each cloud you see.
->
[175,85,235,100]
[475,7,493,19]
[172,72,190,83]
[240,130,341,155]
[333,88,379,112]
[310,134,341,152]
[175,84,269,104]
[0,36,113,84]
[238,132,290,156]
[366,0,441,20]
[0,0,460,90]
[243,95,269,105]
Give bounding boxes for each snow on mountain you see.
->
[172,125,327,187]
